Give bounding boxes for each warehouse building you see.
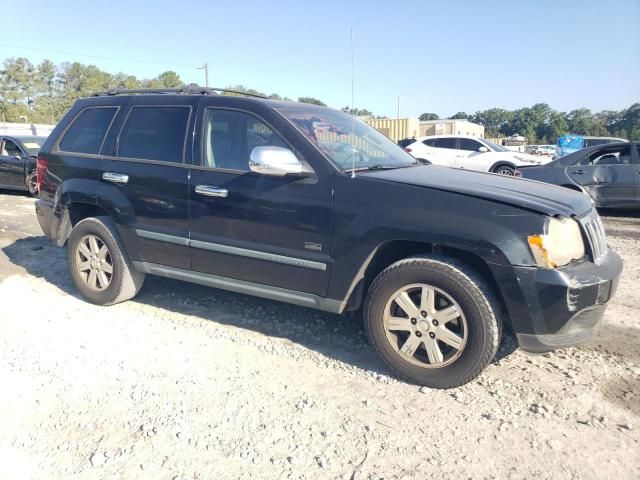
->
[365,117,484,142]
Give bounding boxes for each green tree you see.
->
[565,108,593,135]
[418,112,439,121]
[298,96,326,106]
[448,112,469,120]
[471,108,512,137]
[341,106,373,116]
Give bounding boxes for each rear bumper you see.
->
[493,250,622,353]
[35,199,54,239]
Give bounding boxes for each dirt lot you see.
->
[0,191,638,480]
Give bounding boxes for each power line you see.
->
[0,44,195,67]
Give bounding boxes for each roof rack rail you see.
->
[91,84,268,99]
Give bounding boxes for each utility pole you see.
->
[396,95,403,120]
[197,63,209,88]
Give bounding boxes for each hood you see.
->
[362,165,592,217]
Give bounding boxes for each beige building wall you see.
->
[419,120,484,138]
[364,118,420,142]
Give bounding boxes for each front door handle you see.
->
[102,172,129,184]
[571,169,584,175]
[195,185,228,198]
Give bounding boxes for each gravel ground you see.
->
[0,191,638,480]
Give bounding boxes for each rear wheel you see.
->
[67,217,145,305]
[493,165,515,176]
[26,170,38,196]
[364,255,501,389]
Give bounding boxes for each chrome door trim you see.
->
[102,172,129,184]
[132,261,341,313]
[134,229,327,271]
[135,229,190,246]
[195,185,228,197]
[189,239,327,271]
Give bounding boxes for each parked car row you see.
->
[32,86,622,389]
[0,135,46,195]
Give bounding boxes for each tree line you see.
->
[419,103,639,143]
[0,57,328,124]
[1,56,637,143]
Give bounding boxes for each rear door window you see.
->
[59,107,117,154]
[422,139,436,147]
[433,138,457,149]
[118,106,190,163]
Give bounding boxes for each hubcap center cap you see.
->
[419,320,430,332]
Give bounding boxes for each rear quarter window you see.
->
[58,107,117,154]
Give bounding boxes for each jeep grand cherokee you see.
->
[34,85,622,389]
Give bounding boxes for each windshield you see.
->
[19,137,46,156]
[277,107,417,171]
[481,139,509,152]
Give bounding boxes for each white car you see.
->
[404,135,549,175]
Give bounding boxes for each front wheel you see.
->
[364,256,501,389]
[493,165,515,176]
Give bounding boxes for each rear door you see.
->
[188,102,333,296]
[0,138,26,189]
[566,144,638,206]
[99,96,196,269]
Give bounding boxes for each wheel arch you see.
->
[489,161,516,173]
[343,240,507,322]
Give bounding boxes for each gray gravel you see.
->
[0,191,638,479]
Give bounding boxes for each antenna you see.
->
[350,27,356,179]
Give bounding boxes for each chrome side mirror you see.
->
[249,146,305,176]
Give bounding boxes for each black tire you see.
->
[364,255,501,389]
[492,165,515,176]
[416,158,431,165]
[26,170,38,196]
[67,216,145,305]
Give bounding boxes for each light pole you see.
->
[396,95,403,120]
[197,63,209,88]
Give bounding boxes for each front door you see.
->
[0,138,26,189]
[188,107,333,296]
[567,144,638,206]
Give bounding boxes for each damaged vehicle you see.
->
[35,86,622,388]
[518,141,640,209]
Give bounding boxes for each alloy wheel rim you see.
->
[383,283,468,368]
[497,168,514,176]
[76,234,113,291]
[27,172,38,194]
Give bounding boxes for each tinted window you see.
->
[433,138,457,149]
[422,139,436,147]
[203,109,288,171]
[459,138,483,151]
[118,107,190,162]
[588,146,633,166]
[3,139,23,156]
[59,107,116,154]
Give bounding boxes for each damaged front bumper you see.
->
[498,250,623,353]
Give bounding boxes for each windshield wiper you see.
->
[346,162,419,173]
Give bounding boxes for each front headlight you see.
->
[527,217,585,268]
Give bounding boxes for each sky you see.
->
[2,0,639,118]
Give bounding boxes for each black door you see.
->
[98,98,196,270]
[0,138,26,189]
[567,144,638,207]
[188,106,333,296]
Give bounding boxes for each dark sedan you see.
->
[517,141,639,209]
[0,135,47,195]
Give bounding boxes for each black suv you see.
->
[35,86,622,388]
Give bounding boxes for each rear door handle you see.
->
[195,185,228,198]
[102,172,129,184]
